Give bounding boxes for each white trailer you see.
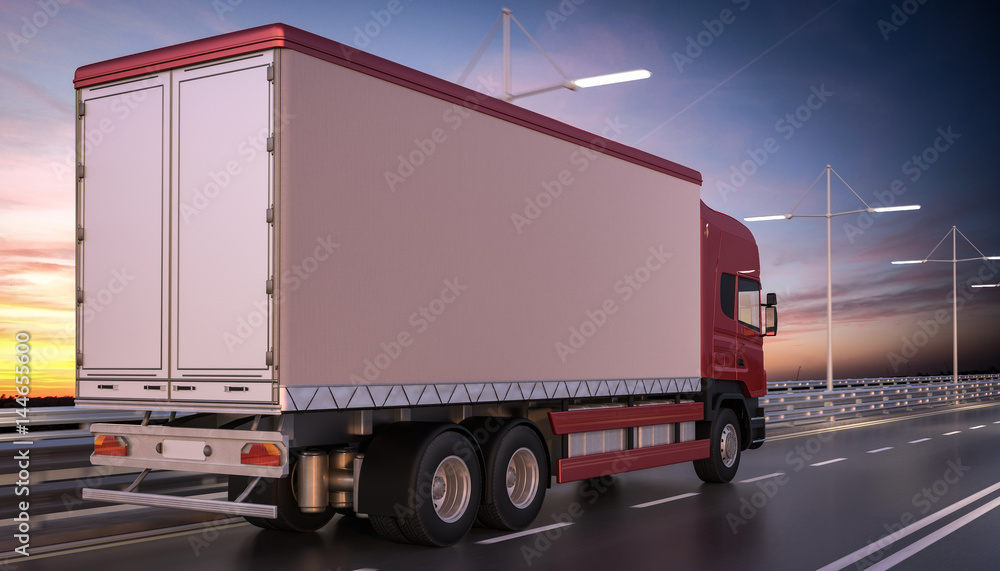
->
[75,23,775,546]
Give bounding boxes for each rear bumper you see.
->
[88,423,288,478]
[81,488,277,519]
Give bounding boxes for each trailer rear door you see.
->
[171,54,274,379]
[77,75,170,379]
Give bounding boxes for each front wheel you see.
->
[693,407,741,483]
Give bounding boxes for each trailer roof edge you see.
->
[74,23,702,185]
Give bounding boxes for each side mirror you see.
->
[764,293,777,336]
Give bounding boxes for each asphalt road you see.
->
[5,403,1000,571]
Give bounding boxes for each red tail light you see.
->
[241,443,281,466]
[94,435,129,456]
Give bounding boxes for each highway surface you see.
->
[4,403,1000,570]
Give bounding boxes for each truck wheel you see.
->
[369,515,409,543]
[396,431,482,546]
[465,420,547,531]
[228,471,335,532]
[693,408,741,483]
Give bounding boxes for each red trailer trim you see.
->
[556,439,710,483]
[74,23,701,185]
[548,402,703,434]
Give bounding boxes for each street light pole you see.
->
[891,227,1000,384]
[502,8,511,98]
[746,165,920,391]
[952,227,957,384]
[460,8,651,101]
[825,165,833,390]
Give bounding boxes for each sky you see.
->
[1,0,998,396]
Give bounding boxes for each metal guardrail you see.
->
[3,373,998,440]
[762,375,1000,429]
[767,373,1000,392]
[0,409,182,442]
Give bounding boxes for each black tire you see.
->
[473,422,547,531]
[369,514,409,543]
[396,431,482,547]
[228,471,335,532]
[694,407,741,483]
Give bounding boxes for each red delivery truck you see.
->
[74,23,777,546]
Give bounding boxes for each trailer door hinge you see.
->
[265,277,273,295]
[76,288,84,304]
[77,101,85,117]
[266,136,274,153]
[76,352,83,367]
[77,226,85,242]
[266,64,274,82]
[266,206,274,224]
[77,165,85,179]
[265,349,274,367]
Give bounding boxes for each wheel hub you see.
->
[431,455,471,523]
[505,447,539,509]
[720,424,738,468]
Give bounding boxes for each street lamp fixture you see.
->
[890,227,999,383]
[459,8,651,102]
[572,69,652,89]
[745,165,921,391]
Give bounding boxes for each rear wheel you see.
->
[470,421,547,531]
[228,459,335,532]
[694,407,741,483]
[395,431,481,546]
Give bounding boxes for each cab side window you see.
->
[737,277,761,331]
[720,273,735,320]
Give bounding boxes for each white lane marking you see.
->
[994,420,1000,424]
[867,447,894,454]
[908,438,931,444]
[813,481,1000,571]
[943,431,961,436]
[810,458,846,467]
[739,472,786,483]
[476,522,573,545]
[864,495,1000,571]
[970,425,985,430]
[631,492,700,509]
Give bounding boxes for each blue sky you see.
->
[2,0,998,393]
